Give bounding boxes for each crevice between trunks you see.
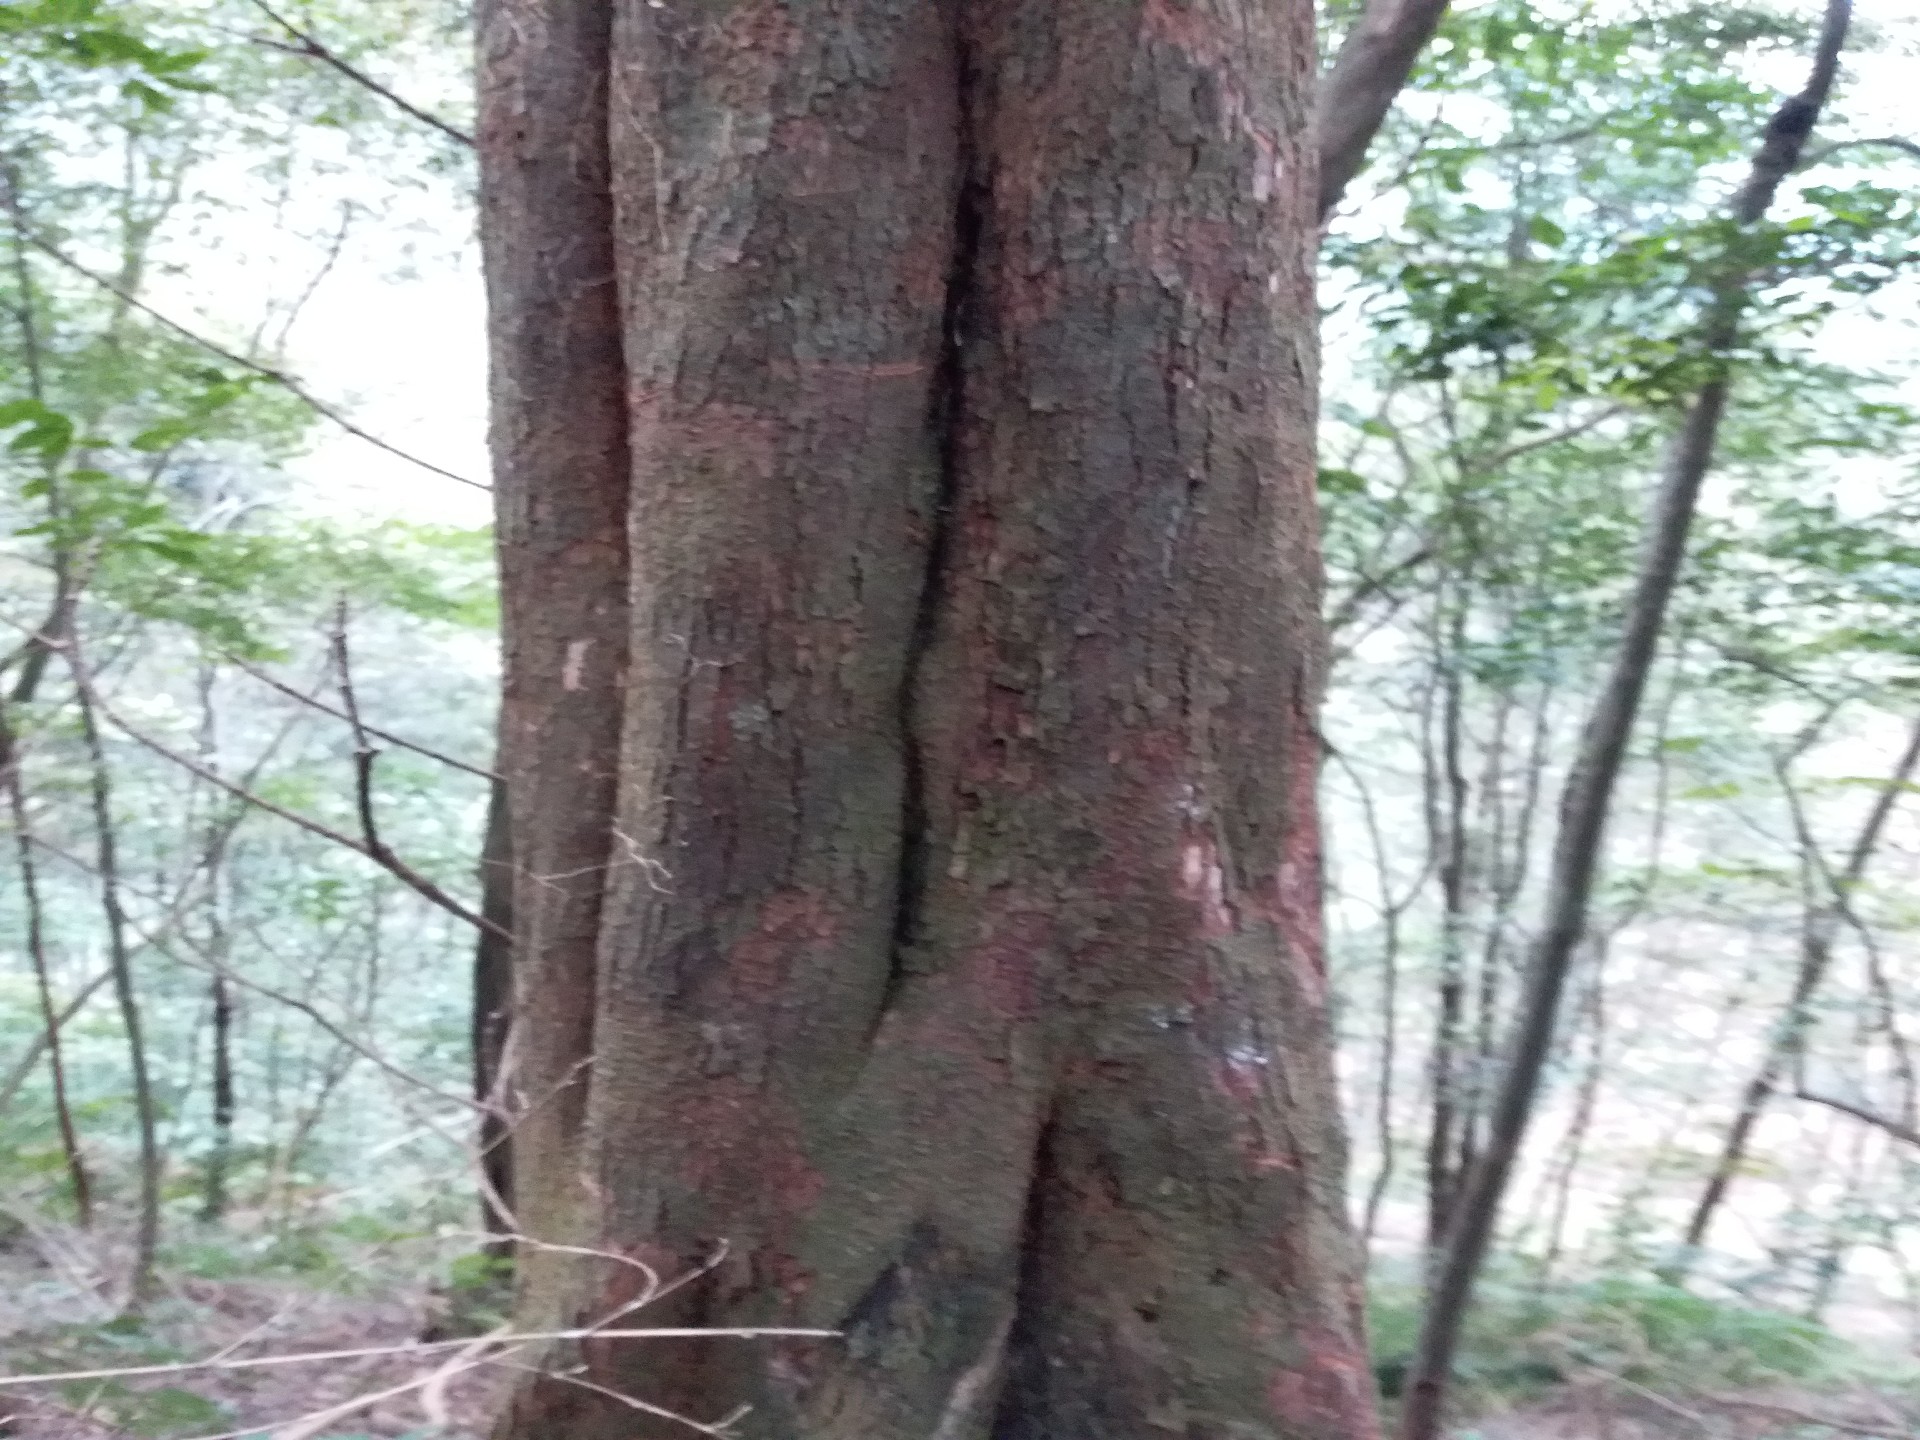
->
[882,12,983,1022]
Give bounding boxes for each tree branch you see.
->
[3,212,486,492]
[227,654,498,780]
[69,655,506,941]
[1795,1088,1920,1149]
[246,0,474,149]
[1801,135,1920,168]
[1317,0,1453,219]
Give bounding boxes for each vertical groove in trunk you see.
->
[886,55,984,1019]
[473,772,515,1251]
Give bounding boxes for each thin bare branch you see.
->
[1700,1392,1914,1438]
[0,1326,840,1390]
[226,655,499,781]
[1801,135,1920,167]
[246,0,474,148]
[1795,1088,1920,1149]
[0,970,110,1116]
[4,216,485,492]
[73,662,505,939]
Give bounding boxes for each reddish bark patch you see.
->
[1133,215,1249,317]
[628,391,781,480]
[724,888,841,1005]
[1268,1326,1380,1439]
[967,904,1048,1027]
[710,0,802,61]
[668,1078,829,1269]
[1272,702,1327,1007]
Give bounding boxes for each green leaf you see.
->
[1681,782,1741,801]
[1527,215,1566,248]
[0,398,75,459]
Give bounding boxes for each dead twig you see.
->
[1699,1391,1915,1438]
[228,653,498,780]
[70,658,504,940]
[1794,1087,1920,1149]
[245,0,474,148]
[5,217,484,492]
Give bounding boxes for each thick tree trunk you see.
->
[481,4,1375,1438]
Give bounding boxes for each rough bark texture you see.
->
[480,3,1374,1437]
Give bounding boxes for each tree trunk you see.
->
[203,974,235,1222]
[1673,707,1920,1271]
[1423,591,1471,1258]
[1394,5,1854,1434]
[480,4,1376,1438]
[2,699,93,1227]
[70,637,162,1308]
[479,0,632,1342]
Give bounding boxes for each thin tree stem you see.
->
[1395,6,1854,1432]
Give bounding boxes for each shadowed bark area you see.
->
[473,771,514,1252]
[481,3,1376,1437]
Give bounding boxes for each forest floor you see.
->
[1471,1386,1916,1440]
[0,1218,499,1440]
[1,1215,1915,1440]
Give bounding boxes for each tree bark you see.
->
[481,3,1375,1438]
[1394,5,1854,1436]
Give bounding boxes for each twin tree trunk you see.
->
[479,2,1374,1437]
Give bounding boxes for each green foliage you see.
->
[1370,1273,1839,1409]
[55,1381,230,1438]
[0,0,212,115]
